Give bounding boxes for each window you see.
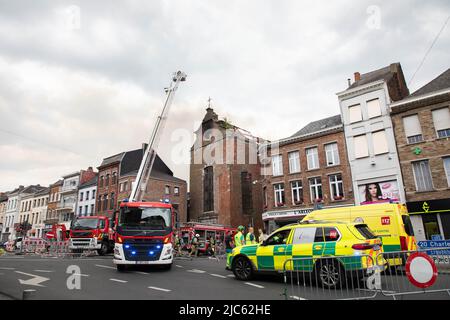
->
[86,191,90,200]
[288,151,300,173]
[354,135,369,158]
[105,174,110,186]
[241,172,253,215]
[99,176,104,187]
[349,104,362,123]
[79,206,82,215]
[119,183,123,192]
[123,182,128,191]
[165,186,170,195]
[373,130,389,154]
[403,114,423,144]
[204,166,214,212]
[103,195,108,211]
[329,174,344,200]
[90,204,95,215]
[84,205,88,216]
[412,160,433,192]
[325,143,339,166]
[112,172,117,185]
[367,99,381,118]
[273,183,285,207]
[92,190,96,200]
[306,147,319,170]
[432,108,450,138]
[324,227,341,241]
[422,214,441,240]
[266,229,292,246]
[80,192,84,202]
[291,181,303,205]
[292,227,316,245]
[110,193,115,210]
[443,157,450,187]
[174,187,180,195]
[272,154,283,176]
[309,177,323,202]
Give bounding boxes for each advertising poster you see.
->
[359,180,400,205]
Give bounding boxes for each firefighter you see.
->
[174,234,182,256]
[225,231,234,270]
[189,233,200,259]
[234,226,245,247]
[245,227,257,245]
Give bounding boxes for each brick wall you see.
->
[263,130,354,211]
[392,101,450,202]
[96,163,120,217]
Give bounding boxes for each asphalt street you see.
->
[0,253,449,300]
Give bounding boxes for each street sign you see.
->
[405,252,438,288]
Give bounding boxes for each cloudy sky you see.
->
[0,0,449,191]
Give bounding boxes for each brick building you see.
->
[390,68,450,241]
[98,145,187,222]
[189,107,264,229]
[44,180,63,235]
[337,63,410,205]
[262,115,354,233]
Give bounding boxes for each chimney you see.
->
[354,72,361,82]
[87,167,93,171]
[347,78,351,87]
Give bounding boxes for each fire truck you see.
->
[69,216,114,255]
[177,222,235,255]
[112,71,186,272]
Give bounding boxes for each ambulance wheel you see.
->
[232,256,253,281]
[117,264,126,272]
[315,259,344,289]
[97,243,108,256]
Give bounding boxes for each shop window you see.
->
[422,214,442,240]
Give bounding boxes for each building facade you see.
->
[0,193,8,241]
[76,175,98,217]
[2,187,22,241]
[390,68,450,241]
[30,188,49,238]
[262,115,354,233]
[44,180,63,235]
[96,154,122,217]
[337,63,410,205]
[190,107,264,229]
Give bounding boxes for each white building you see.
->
[30,188,49,238]
[76,175,97,217]
[337,63,410,205]
[57,172,80,229]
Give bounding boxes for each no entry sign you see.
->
[405,252,438,288]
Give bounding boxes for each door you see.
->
[289,227,324,272]
[256,228,292,271]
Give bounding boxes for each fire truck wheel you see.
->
[116,264,126,272]
[97,243,108,256]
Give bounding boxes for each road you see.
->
[1,253,449,300]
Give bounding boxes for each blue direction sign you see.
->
[417,240,450,256]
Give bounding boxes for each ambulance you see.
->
[303,203,417,265]
[230,221,383,288]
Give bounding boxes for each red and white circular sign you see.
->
[405,252,438,288]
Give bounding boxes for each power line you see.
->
[408,14,450,87]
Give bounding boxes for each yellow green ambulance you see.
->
[230,221,382,288]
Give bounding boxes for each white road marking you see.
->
[0,267,15,270]
[15,271,50,287]
[244,282,264,289]
[95,264,116,270]
[175,265,183,268]
[110,278,128,283]
[148,286,171,292]
[34,270,54,273]
[210,274,227,278]
[187,269,206,273]
[73,273,90,277]
[290,296,307,300]
[227,274,235,278]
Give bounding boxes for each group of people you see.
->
[224,226,268,269]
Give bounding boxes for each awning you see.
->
[262,208,313,221]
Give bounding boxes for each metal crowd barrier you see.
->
[22,239,48,254]
[282,247,450,300]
